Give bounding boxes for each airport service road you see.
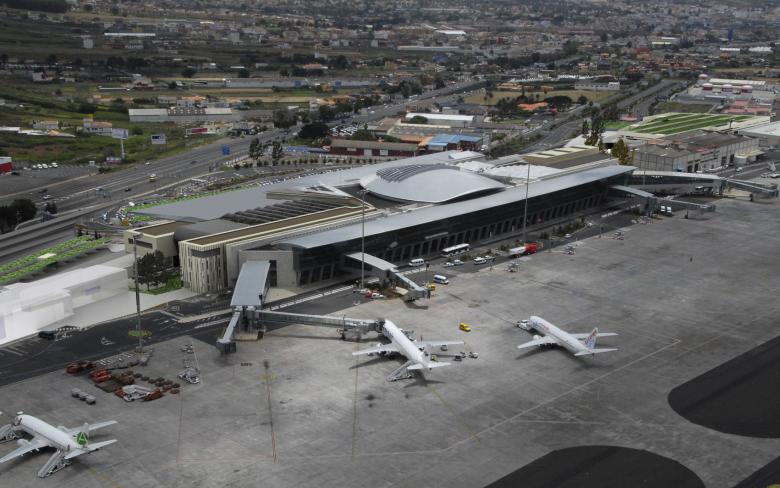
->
[1,196,779,488]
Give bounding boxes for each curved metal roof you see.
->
[360,164,505,204]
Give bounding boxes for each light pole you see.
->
[522,162,531,245]
[359,189,367,292]
[132,235,143,355]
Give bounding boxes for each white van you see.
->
[432,274,449,285]
[408,258,425,267]
[473,257,487,265]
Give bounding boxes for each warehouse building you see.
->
[633,131,761,172]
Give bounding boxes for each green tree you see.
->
[298,122,329,139]
[408,115,428,124]
[135,252,155,290]
[181,67,197,78]
[273,109,297,128]
[351,129,376,141]
[271,141,283,164]
[612,138,634,165]
[237,68,250,78]
[11,199,36,222]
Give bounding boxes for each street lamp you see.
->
[522,162,531,245]
[131,234,144,355]
[358,189,368,292]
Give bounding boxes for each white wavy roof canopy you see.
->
[360,164,505,203]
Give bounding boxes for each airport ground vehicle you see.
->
[459,322,471,332]
[408,258,425,267]
[473,257,487,265]
[509,243,538,257]
[440,243,470,258]
[37,330,56,340]
[433,275,449,285]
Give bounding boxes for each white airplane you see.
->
[517,316,617,357]
[0,412,117,478]
[353,319,464,381]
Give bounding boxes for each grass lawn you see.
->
[605,120,633,130]
[631,113,752,135]
[131,276,183,295]
[654,102,714,114]
[465,89,613,106]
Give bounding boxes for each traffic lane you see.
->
[0,310,226,387]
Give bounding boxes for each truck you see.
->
[508,243,538,257]
[0,160,12,174]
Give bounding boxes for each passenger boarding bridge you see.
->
[216,260,392,354]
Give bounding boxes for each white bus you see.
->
[441,243,470,258]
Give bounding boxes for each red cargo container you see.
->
[0,162,12,173]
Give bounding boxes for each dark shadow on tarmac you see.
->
[733,455,780,488]
[485,445,704,488]
[668,334,780,438]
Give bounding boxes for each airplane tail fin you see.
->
[584,328,598,349]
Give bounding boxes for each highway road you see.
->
[521,79,688,153]
[0,80,485,264]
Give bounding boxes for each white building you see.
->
[404,112,474,128]
[0,264,127,345]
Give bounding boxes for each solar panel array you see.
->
[222,198,345,225]
[376,164,459,182]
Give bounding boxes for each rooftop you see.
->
[136,151,484,221]
[278,164,632,250]
[361,164,505,204]
[130,220,186,237]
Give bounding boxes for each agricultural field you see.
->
[0,83,220,164]
[627,113,753,135]
[466,89,614,106]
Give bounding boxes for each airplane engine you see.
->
[533,335,542,341]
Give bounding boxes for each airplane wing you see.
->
[352,344,399,356]
[574,348,618,357]
[63,420,117,436]
[570,332,617,339]
[517,337,558,349]
[0,437,49,464]
[415,340,464,348]
[64,440,117,460]
[408,362,450,370]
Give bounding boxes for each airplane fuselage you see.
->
[382,320,429,367]
[15,415,79,452]
[529,316,590,355]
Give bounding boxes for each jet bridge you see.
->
[723,178,779,199]
[344,252,431,302]
[216,260,387,354]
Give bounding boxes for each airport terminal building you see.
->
[126,151,636,293]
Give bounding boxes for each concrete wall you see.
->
[123,230,178,258]
[237,250,296,288]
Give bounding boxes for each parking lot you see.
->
[0,196,779,487]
